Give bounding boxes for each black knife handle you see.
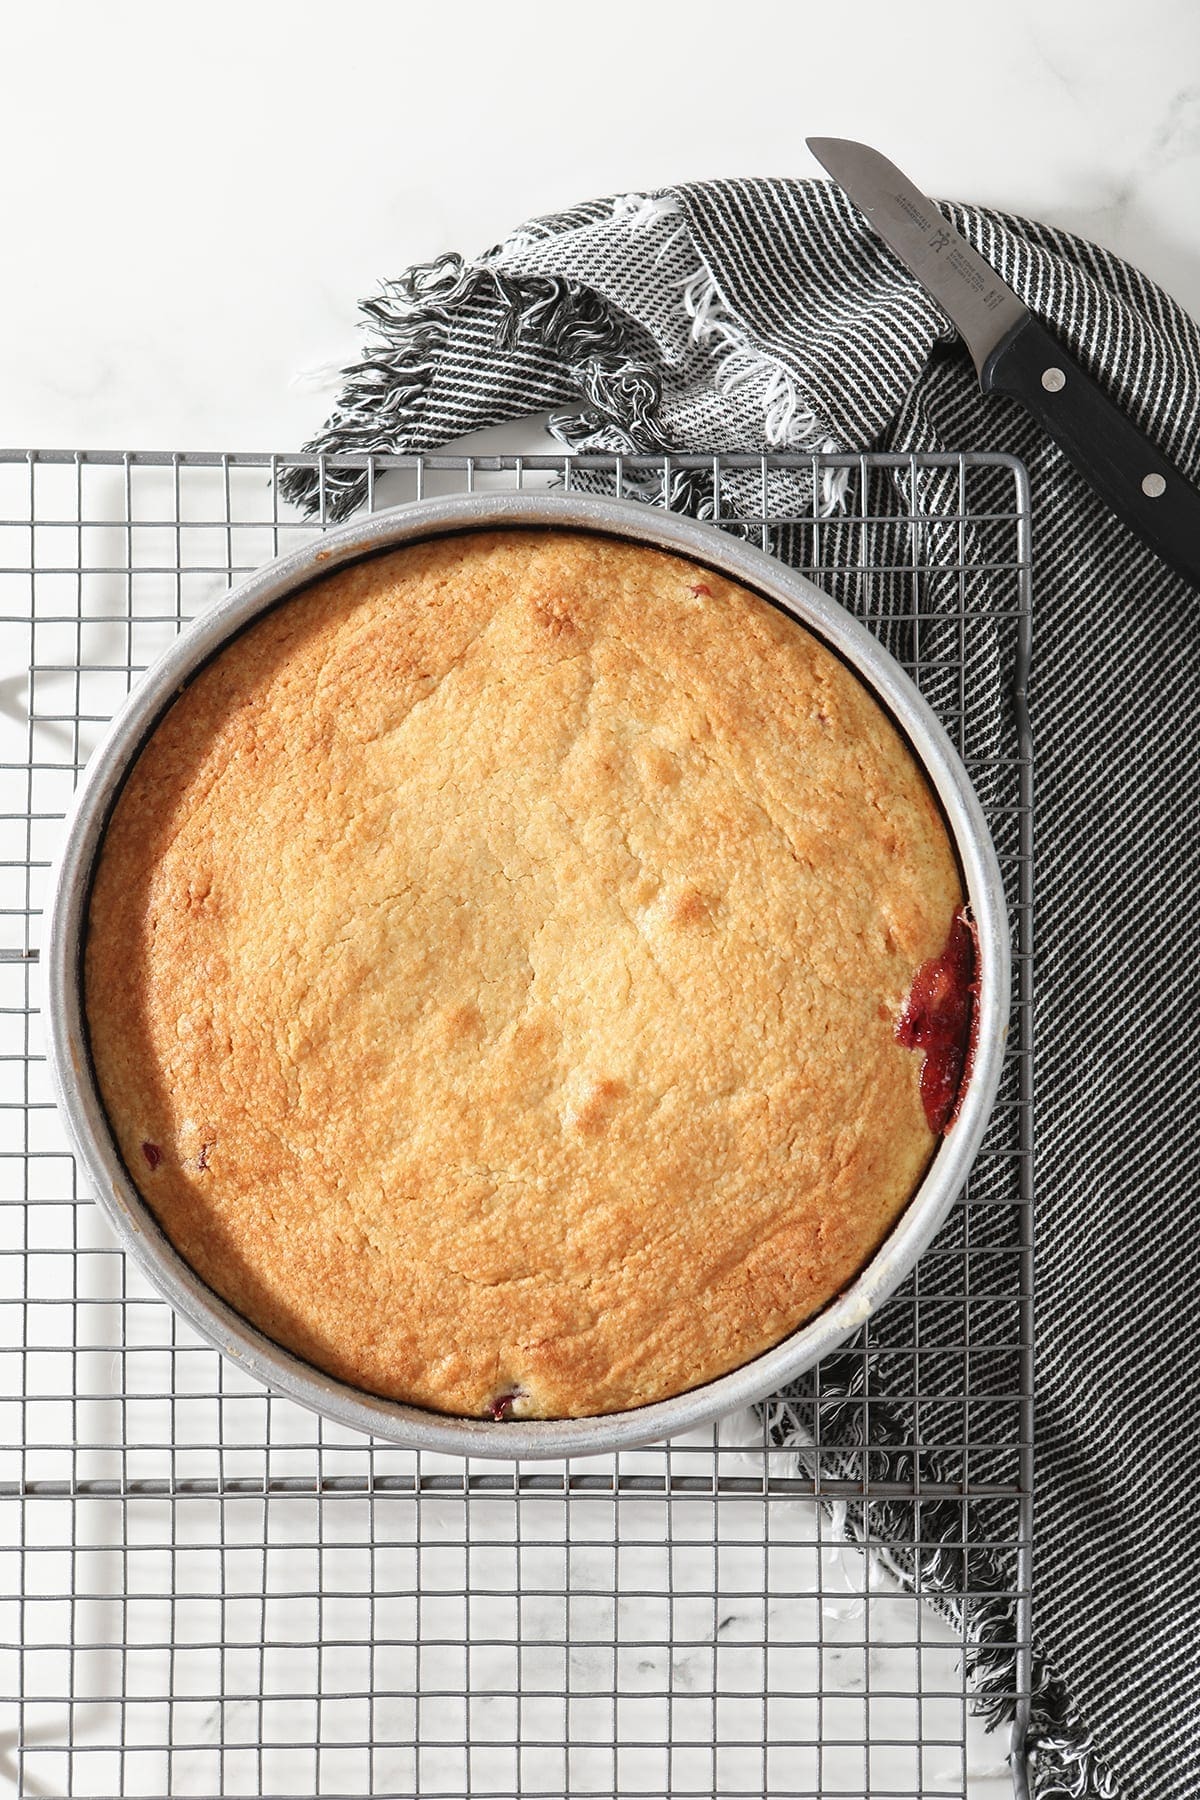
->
[980,313,1200,590]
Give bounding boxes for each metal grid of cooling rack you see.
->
[0,448,1033,1800]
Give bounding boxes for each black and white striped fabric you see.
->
[284,178,1200,1800]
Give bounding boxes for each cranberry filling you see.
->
[896,910,979,1135]
[141,1141,162,1170]
[688,582,712,597]
[487,1391,521,1422]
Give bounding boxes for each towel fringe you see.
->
[283,218,849,527]
[678,260,850,514]
[610,191,684,236]
[765,1376,1126,1800]
[280,252,484,519]
[280,254,667,519]
[683,264,812,443]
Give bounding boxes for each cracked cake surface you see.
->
[84,528,962,1418]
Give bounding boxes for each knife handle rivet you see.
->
[1142,472,1167,498]
[1041,367,1066,393]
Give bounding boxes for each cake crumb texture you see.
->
[84,530,962,1418]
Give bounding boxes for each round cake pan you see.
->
[44,490,1010,1460]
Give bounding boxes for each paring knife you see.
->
[808,136,1200,589]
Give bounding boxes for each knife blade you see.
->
[808,135,1200,590]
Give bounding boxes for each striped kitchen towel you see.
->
[283,178,1200,1800]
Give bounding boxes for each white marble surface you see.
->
[0,0,1197,451]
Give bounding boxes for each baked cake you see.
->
[84,529,966,1419]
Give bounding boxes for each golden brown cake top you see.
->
[84,529,961,1419]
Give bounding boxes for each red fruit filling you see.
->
[141,1141,162,1170]
[487,1391,521,1422]
[896,910,979,1136]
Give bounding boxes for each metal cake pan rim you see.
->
[43,488,1011,1460]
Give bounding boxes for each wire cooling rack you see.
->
[0,448,1033,1800]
